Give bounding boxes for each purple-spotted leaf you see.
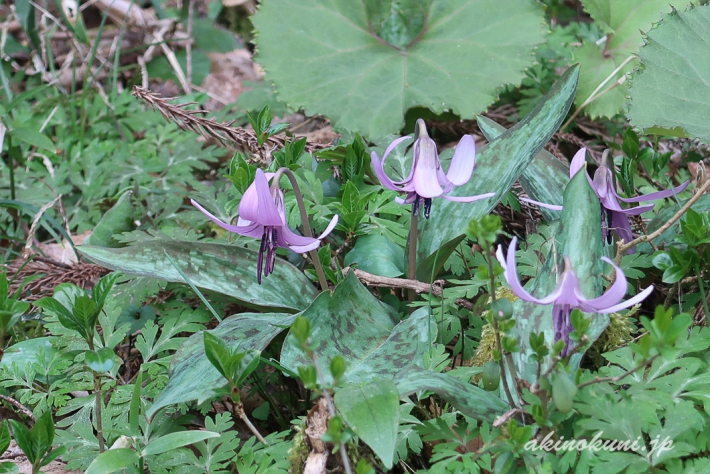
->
[509,163,606,385]
[148,313,294,418]
[78,236,318,312]
[280,273,436,385]
[395,365,508,422]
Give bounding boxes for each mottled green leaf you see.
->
[335,380,399,469]
[148,313,293,418]
[417,65,579,273]
[280,273,435,384]
[573,0,691,119]
[252,0,546,137]
[477,115,568,222]
[628,5,710,144]
[395,365,508,422]
[344,234,405,277]
[510,164,606,384]
[78,237,318,312]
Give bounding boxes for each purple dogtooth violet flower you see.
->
[520,149,690,252]
[571,148,690,249]
[370,119,495,218]
[191,169,338,284]
[496,237,654,356]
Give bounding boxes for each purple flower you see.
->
[496,237,653,356]
[521,150,690,252]
[191,169,338,283]
[370,119,494,218]
[570,149,690,249]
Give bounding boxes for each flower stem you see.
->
[232,398,269,445]
[487,245,518,408]
[273,168,330,291]
[94,372,105,453]
[407,213,419,305]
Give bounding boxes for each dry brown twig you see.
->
[342,267,476,311]
[132,86,332,156]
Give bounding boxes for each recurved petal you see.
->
[315,215,339,240]
[191,199,265,238]
[595,284,654,314]
[569,148,588,178]
[583,257,628,309]
[278,225,321,253]
[442,192,496,203]
[614,203,655,216]
[446,135,476,186]
[501,237,548,304]
[370,136,415,186]
[371,151,400,191]
[519,197,563,211]
[616,180,690,203]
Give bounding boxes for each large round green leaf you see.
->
[573,0,691,119]
[78,236,318,312]
[628,5,710,144]
[251,0,546,137]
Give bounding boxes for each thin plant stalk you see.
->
[487,246,517,408]
[232,397,268,445]
[273,168,330,290]
[86,338,105,452]
[407,214,419,304]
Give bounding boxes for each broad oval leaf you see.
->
[148,312,293,418]
[395,365,508,422]
[252,0,546,137]
[628,4,710,144]
[78,237,318,312]
[85,448,140,474]
[416,65,579,278]
[280,273,435,385]
[335,380,400,469]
